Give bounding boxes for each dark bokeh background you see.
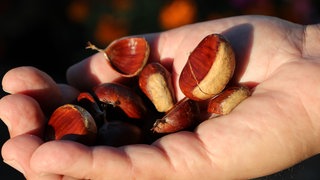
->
[1,0,320,179]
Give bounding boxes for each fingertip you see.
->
[2,134,44,179]
[0,94,45,137]
[2,134,43,161]
[2,66,58,94]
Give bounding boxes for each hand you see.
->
[1,15,320,179]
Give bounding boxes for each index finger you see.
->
[66,33,162,91]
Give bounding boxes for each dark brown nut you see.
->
[152,97,200,133]
[139,62,176,112]
[97,121,142,147]
[93,82,147,119]
[179,34,236,101]
[86,37,150,77]
[207,85,251,115]
[45,104,97,145]
[77,92,105,127]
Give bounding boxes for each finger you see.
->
[30,139,196,179]
[30,141,134,179]
[2,66,63,113]
[2,134,59,180]
[0,94,45,137]
[36,128,280,180]
[66,52,122,91]
[30,130,221,180]
[57,83,80,105]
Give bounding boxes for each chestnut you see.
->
[77,92,105,127]
[42,33,247,147]
[207,85,251,115]
[45,104,97,145]
[152,97,200,133]
[93,82,147,119]
[139,62,176,112]
[97,121,142,147]
[179,34,235,101]
[87,37,150,77]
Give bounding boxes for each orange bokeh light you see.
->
[94,14,128,45]
[111,0,133,11]
[67,0,90,23]
[159,0,197,30]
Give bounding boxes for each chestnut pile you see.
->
[45,34,251,147]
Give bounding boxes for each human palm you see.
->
[1,15,320,179]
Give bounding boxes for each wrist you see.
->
[303,24,320,60]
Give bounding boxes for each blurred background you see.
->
[0,0,319,179]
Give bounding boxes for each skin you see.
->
[1,15,320,179]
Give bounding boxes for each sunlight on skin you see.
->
[0,94,45,137]
[2,67,61,108]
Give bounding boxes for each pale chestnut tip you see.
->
[87,37,150,77]
[179,34,236,101]
[207,85,251,115]
[139,62,176,112]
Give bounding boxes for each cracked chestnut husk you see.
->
[45,104,97,145]
[87,37,150,77]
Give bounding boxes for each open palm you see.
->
[1,15,320,179]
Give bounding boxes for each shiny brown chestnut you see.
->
[45,104,97,145]
[152,97,200,133]
[86,37,150,77]
[139,62,176,112]
[207,85,251,115]
[93,82,147,119]
[179,34,236,101]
